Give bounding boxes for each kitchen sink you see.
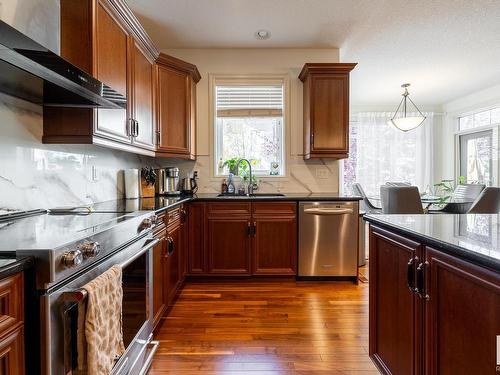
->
[217,193,285,198]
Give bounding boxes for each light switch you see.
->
[316,168,329,179]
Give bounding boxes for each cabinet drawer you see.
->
[252,202,296,216]
[208,202,251,216]
[0,325,24,374]
[0,273,23,337]
[166,207,181,226]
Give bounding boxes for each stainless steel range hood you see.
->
[0,20,126,109]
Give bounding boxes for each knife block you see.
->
[140,176,155,198]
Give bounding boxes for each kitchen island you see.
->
[364,213,500,375]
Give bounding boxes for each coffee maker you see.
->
[155,167,180,196]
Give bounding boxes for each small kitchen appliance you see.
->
[181,171,198,195]
[155,167,180,196]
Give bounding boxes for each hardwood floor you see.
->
[150,274,377,374]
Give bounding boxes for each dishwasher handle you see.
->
[303,207,353,215]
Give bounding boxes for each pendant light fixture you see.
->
[389,83,426,131]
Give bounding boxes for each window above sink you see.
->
[211,75,288,177]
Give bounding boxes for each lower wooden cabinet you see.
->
[369,225,500,375]
[152,226,166,329]
[0,326,24,375]
[424,247,500,375]
[369,227,422,375]
[252,203,297,275]
[165,216,182,305]
[0,272,25,374]
[188,202,208,274]
[188,202,297,277]
[207,217,252,275]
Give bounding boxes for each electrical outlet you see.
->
[316,168,329,179]
[91,166,99,182]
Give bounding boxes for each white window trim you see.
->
[208,73,291,181]
[452,104,500,186]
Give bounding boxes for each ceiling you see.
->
[127,0,500,107]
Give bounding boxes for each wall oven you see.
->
[41,233,160,374]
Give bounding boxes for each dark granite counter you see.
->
[364,214,500,272]
[91,193,362,215]
[0,257,33,278]
[192,193,362,201]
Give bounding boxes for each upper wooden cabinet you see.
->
[299,63,357,160]
[43,0,159,155]
[155,53,201,159]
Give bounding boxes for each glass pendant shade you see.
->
[389,83,426,132]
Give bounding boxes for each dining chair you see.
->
[353,183,382,214]
[380,186,424,214]
[385,181,411,187]
[452,183,485,201]
[467,187,500,214]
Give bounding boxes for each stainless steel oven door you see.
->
[40,234,159,375]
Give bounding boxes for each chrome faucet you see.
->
[234,158,253,196]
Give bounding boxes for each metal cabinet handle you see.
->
[416,261,430,300]
[135,120,139,137]
[127,118,134,137]
[304,207,353,215]
[166,236,174,257]
[407,257,416,292]
[253,221,257,236]
[247,222,251,237]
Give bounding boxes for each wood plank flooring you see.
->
[150,271,377,374]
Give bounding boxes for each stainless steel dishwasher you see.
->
[298,201,359,280]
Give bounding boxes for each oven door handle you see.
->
[120,238,159,269]
[65,238,160,302]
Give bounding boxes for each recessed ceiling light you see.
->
[255,29,271,40]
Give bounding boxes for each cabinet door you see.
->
[207,217,251,275]
[131,39,155,150]
[152,232,166,329]
[188,202,207,274]
[369,227,422,375]
[157,65,191,156]
[310,74,349,156]
[165,224,181,305]
[95,1,130,143]
[252,203,297,275]
[0,326,24,375]
[424,247,500,375]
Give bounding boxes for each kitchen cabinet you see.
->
[189,202,297,277]
[165,208,183,305]
[152,219,167,329]
[0,272,25,374]
[369,227,422,375]
[424,247,500,375]
[252,202,297,275]
[207,203,252,275]
[188,202,208,274]
[299,63,357,160]
[155,53,201,159]
[130,39,155,150]
[43,0,159,156]
[369,226,500,375]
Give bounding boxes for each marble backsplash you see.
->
[0,93,159,211]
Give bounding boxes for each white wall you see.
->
[164,48,343,194]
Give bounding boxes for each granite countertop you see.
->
[193,193,362,201]
[93,193,362,215]
[0,257,33,278]
[364,214,500,272]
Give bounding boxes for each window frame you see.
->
[209,74,290,179]
[454,105,500,186]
